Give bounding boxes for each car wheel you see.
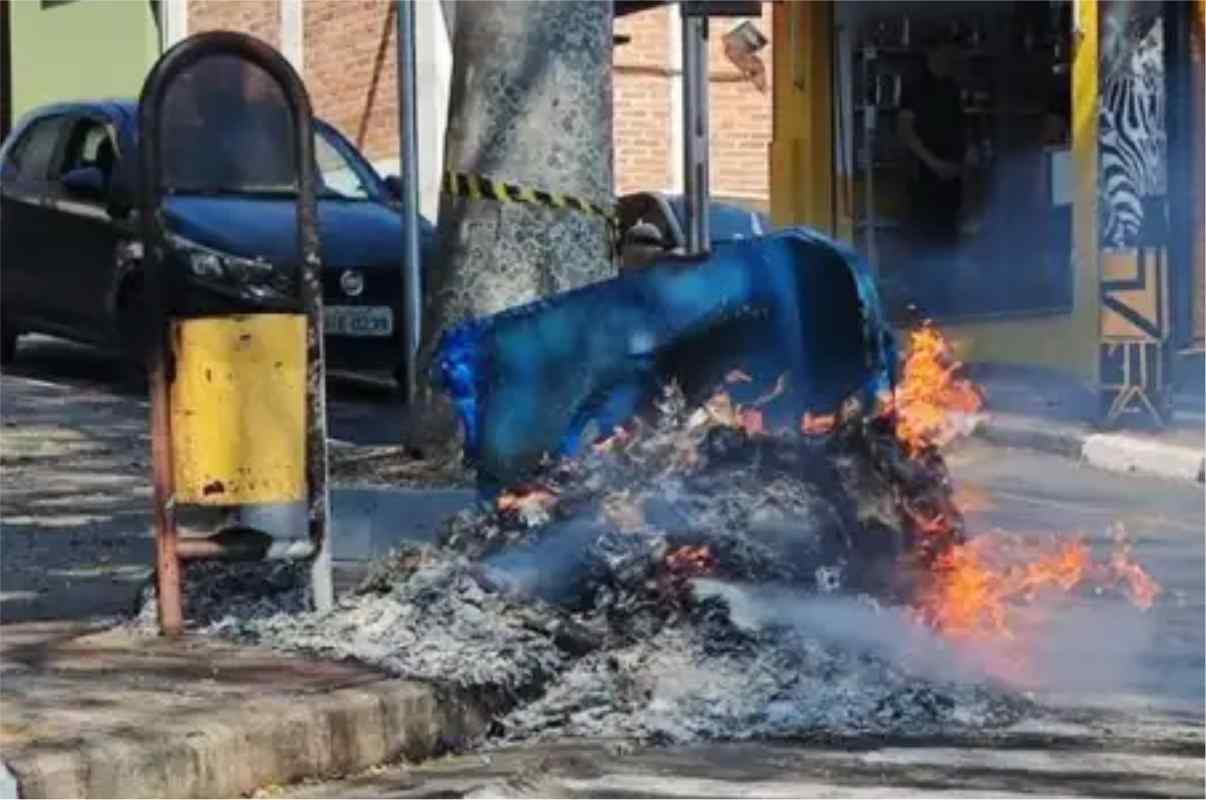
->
[0,326,17,366]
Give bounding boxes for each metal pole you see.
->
[296,77,334,615]
[681,9,710,256]
[139,51,183,637]
[148,357,183,636]
[397,0,423,404]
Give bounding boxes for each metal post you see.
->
[397,0,422,405]
[139,57,183,637]
[148,347,183,636]
[140,31,333,626]
[681,9,710,256]
[297,84,334,615]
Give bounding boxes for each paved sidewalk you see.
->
[0,622,489,799]
[968,365,1205,483]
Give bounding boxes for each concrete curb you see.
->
[6,681,489,799]
[1080,432,1206,483]
[973,413,1205,484]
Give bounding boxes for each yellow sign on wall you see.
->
[170,314,307,505]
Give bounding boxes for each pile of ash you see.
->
[132,385,1028,744]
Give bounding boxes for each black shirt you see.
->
[900,70,966,167]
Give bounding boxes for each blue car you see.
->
[0,100,435,384]
[616,190,772,269]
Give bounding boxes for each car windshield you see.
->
[313,124,385,201]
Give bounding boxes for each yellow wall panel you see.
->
[770,1,834,233]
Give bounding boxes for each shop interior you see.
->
[833,1,1074,322]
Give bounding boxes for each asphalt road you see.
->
[2,335,1203,797]
[280,734,1205,798]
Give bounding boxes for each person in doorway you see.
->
[896,40,968,246]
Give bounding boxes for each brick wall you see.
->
[185,1,773,205]
[188,0,280,49]
[613,3,772,206]
[302,0,398,161]
[613,5,675,195]
[706,3,772,206]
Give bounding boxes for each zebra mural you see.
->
[1098,7,1166,249]
[1097,3,1173,425]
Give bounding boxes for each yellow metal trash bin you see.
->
[170,314,307,505]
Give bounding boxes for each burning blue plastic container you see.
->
[435,228,897,492]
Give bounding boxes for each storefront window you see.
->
[834,1,1074,322]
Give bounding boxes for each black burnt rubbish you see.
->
[437,383,964,619]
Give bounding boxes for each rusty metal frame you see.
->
[138,31,330,636]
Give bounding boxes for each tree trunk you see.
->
[410,0,617,455]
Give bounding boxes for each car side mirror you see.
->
[383,174,402,201]
[61,166,105,201]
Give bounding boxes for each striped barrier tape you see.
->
[441,170,620,229]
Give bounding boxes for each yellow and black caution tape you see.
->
[441,170,619,229]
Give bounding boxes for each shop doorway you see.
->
[834,1,1075,323]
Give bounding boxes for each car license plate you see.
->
[324,305,394,337]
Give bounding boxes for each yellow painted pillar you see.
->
[1071,0,1101,386]
[769,0,834,233]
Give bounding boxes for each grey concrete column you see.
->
[406,0,615,455]
[424,0,616,341]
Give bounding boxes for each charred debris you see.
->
[134,376,1032,745]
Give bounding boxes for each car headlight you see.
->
[168,234,279,288]
[188,251,224,279]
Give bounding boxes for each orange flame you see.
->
[915,522,1162,648]
[1108,525,1161,609]
[884,324,1164,652]
[665,544,718,576]
[737,408,765,435]
[497,485,558,515]
[801,411,837,436]
[893,323,983,454]
[916,534,1091,640]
